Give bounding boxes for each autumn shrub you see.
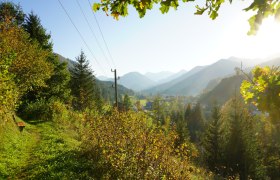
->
[81,110,195,179]
[0,52,19,122]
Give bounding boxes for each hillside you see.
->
[144,66,205,94]
[118,72,155,91]
[145,71,173,82]
[55,53,76,69]
[199,75,245,105]
[163,59,241,96]
[259,57,280,67]
[97,80,134,102]
[157,69,187,84]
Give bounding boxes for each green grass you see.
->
[0,114,94,179]
[0,116,38,178]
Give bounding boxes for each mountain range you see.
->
[58,53,280,99]
[97,70,187,91]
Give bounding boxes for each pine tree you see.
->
[17,12,71,119]
[123,94,132,111]
[188,103,204,142]
[23,12,53,50]
[202,104,223,172]
[70,50,98,111]
[221,98,266,179]
[184,103,191,121]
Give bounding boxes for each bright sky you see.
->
[11,0,280,77]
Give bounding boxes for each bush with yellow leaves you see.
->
[81,110,197,179]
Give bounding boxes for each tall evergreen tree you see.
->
[184,103,191,121]
[23,12,53,50]
[152,96,167,125]
[188,103,204,142]
[221,98,266,179]
[202,104,223,172]
[123,94,132,111]
[17,11,71,119]
[70,50,98,111]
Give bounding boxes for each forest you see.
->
[0,1,280,179]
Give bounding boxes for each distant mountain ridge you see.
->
[199,75,245,105]
[57,53,280,97]
[144,66,205,94]
[145,71,174,82]
[118,72,155,91]
[198,57,280,105]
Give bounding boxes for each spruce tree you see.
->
[202,104,222,172]
[188,103,204,142]
[222,98,266,179]
[23,12,53,50]
[123,94,132,111]
[184,103,191,121]
[70,50,98,111]
[17,11,71,119]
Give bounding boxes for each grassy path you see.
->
[1,118,88,179]
[0,119,40,179]
[15,124,42,179]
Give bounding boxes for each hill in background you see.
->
[199,75,245,105]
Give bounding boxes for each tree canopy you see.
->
[93,0,280,34]
[240,66,280,124]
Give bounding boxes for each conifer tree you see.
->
[188,103,204,142]
[17,11,71,119]
[70,51,98,111]
[221,98,266,179]
[23,12,53,50]
[123,94,132,111]
[184,103,191,121]
[202,104,222,172]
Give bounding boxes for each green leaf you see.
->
[160,4,170,14]
[195,5,206,15]
[210,10,218,19]
[93,3,101,12]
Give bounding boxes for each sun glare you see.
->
[243,17,280,58]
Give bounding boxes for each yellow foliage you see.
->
[82,110,194,179]
[0,19,53,96]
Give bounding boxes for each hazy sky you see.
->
[11,0,280,77]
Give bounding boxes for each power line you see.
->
[75,0,112,69]
[87,0,117,69]
[57,0,108,76]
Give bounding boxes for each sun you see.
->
[225,16,280,60]
[246,17,280,58]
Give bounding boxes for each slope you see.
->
[145,71,174,82]
[162,59,240,96]
[97,80,134,102]
[118,72,156,91]
[144,66,205,94]
[199,75,245,105]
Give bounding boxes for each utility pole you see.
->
[111,69,118,109]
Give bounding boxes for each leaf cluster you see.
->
[93,0,280,35]
[240,66,280,122]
